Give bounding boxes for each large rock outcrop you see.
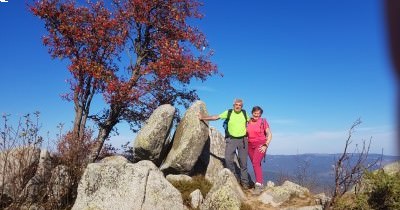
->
[0,146,41,203]
[133,104,176,166]
[258,181,310,207]
[160,100,209,174]
[196,127,226,183]
[17,149,53,205]
[200,168,245,210]
[72,156,185,210]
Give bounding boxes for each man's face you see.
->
[233,102,243,112]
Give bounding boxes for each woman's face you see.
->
[252,110,262,120]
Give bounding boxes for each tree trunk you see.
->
[72,77,92,140]
[86,105,121,163]
[72,100,90,140]
[86,126,113,163]
[73,104,84,137]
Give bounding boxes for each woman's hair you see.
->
[252,106,263,115]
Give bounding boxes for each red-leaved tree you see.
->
[30,0,217,163]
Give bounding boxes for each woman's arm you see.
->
[265,127,272,145]
[259,127,272,153]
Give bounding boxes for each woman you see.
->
[247,106,272,195]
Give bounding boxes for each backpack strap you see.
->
[260,118,265,129]
[223,109,233,138]
[242,109,248,123]
[240,109,248,148]
[261,118,267,135]
[227,109,233,121]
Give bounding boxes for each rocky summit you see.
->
[1,100,399,210]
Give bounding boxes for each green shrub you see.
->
[364,170,400,210]
[331,193,370,210]
[333,170,400,210]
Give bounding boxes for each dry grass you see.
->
[279,194,315,208]
[241,188,277,210]
[241,188,318,210]
[169,175,212,209]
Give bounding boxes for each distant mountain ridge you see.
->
[247,153,399,193]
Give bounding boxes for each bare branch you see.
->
[330,118,382,207]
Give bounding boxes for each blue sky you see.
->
[0,0,398,155]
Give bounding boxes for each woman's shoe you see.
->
[251,183,264,195]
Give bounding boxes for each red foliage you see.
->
[56,130,95,169]
[30,0,216,109]
[30,0,218,160]
[30,0,128,102]
[56,129,116,166]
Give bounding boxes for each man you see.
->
[199,98,250,188]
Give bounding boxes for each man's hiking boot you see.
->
[251,183,264,195]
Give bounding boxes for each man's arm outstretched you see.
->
[199,114,220,121]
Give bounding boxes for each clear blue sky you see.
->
[0,0,398,155]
